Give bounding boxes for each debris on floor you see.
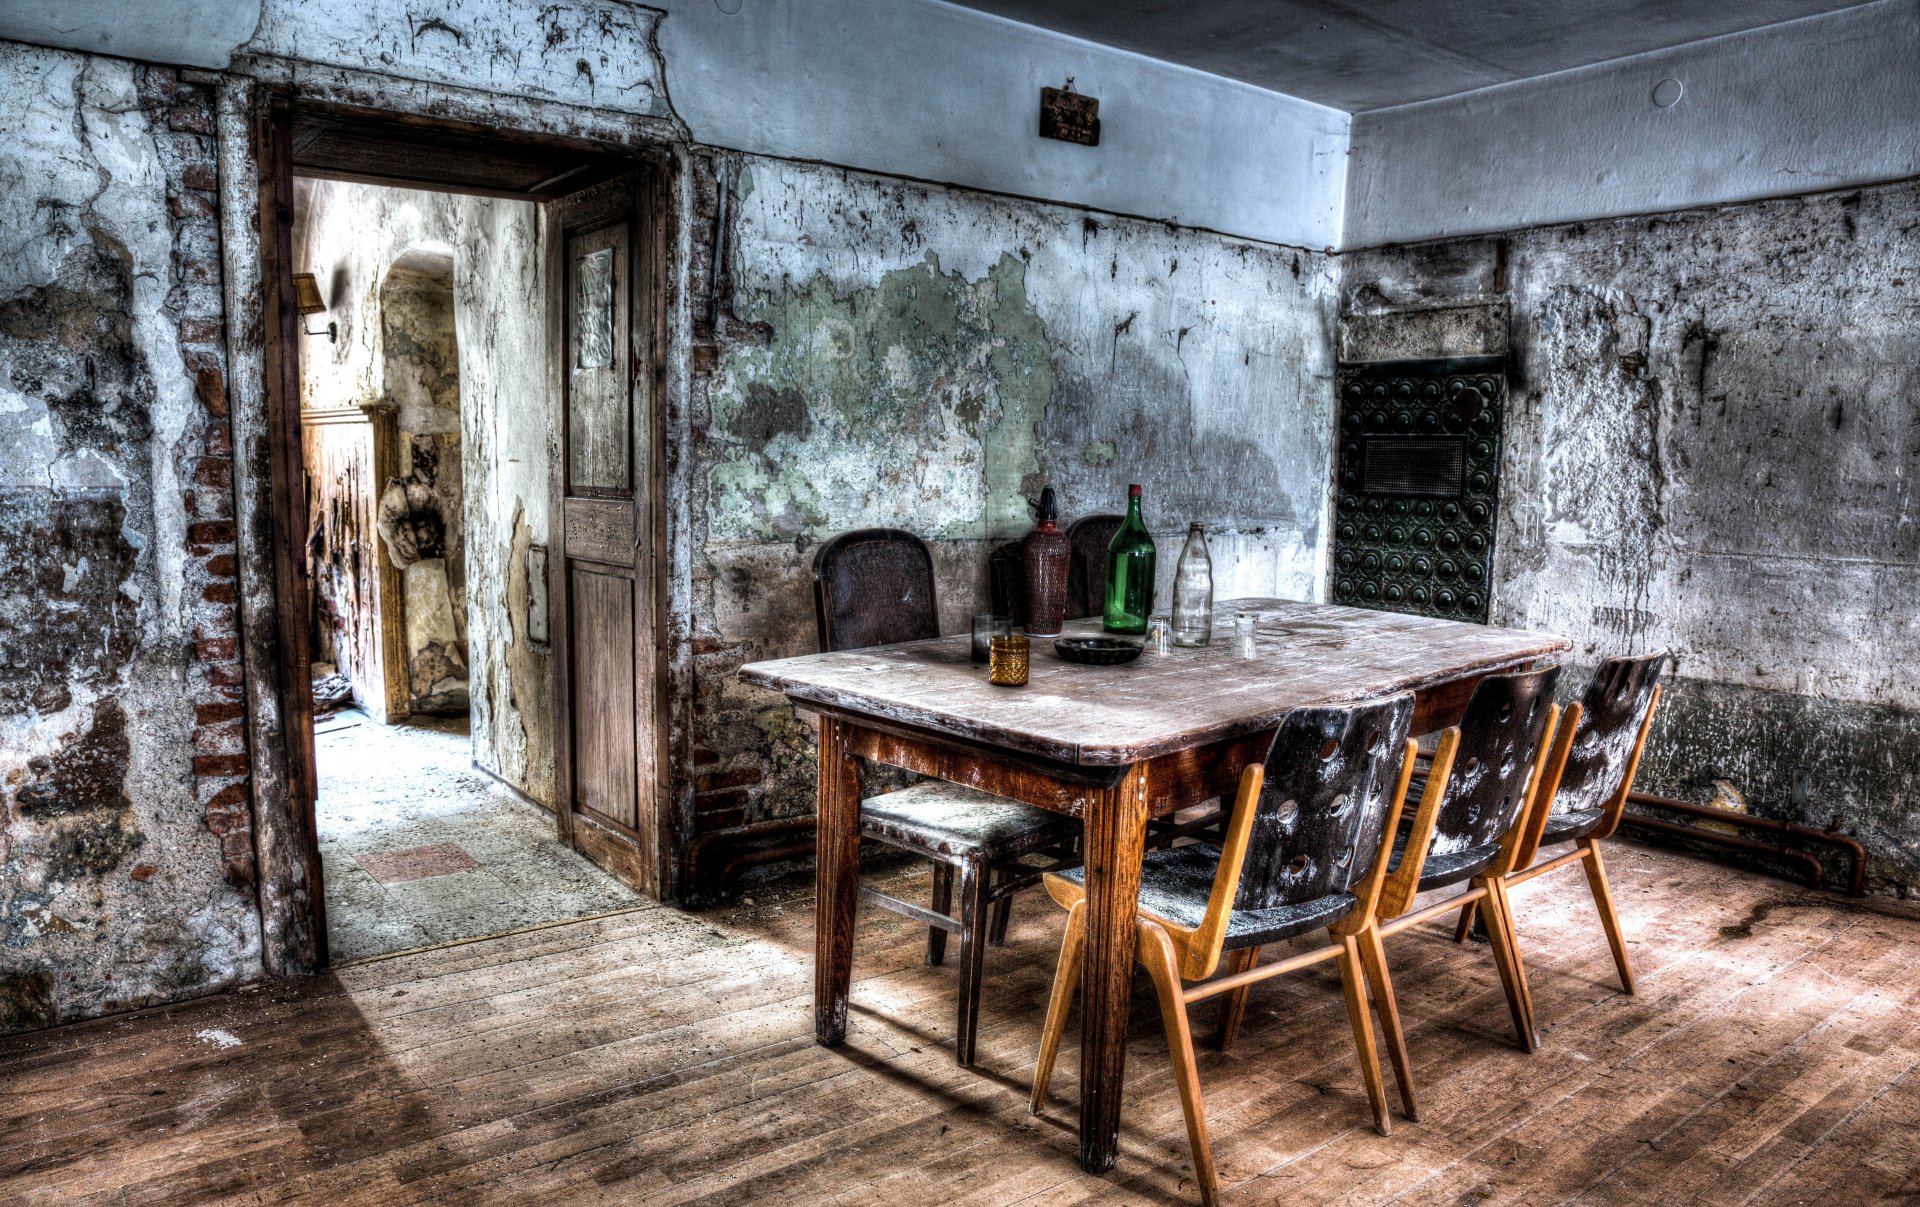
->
[312,661,354,713]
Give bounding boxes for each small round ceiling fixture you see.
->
[1652,78,1685,108]
[715,0,744,13]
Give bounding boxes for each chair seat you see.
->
[1053,844,1357,951]
[1539,807,1606,846]
[1389,829,1502,892]
[861,781,1076,860]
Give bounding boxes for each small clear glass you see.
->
[988,634,1030,686]
[971,613,1011,664]
[1146,613,1171,655]
[1233,611,1258,659]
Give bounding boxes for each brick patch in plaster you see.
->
[0,51,259,1035]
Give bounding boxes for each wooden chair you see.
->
[987,539,1025,630]
[1065,513,1123,620]
[1031,695,1421,1205]
[812,528,1079,1066]
[1458,653,1667,999]
[1354,665,1564,1117]
[989,514,1119,628]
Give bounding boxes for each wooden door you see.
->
[301,405,408,725]
[548,172,667,897]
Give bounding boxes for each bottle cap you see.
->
[1036,485,1058,523]
[1190,521,1205,531]
[1128,484,1142,498]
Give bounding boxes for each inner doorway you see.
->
[273,108,674,962]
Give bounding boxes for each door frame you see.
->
[253,94,687,966]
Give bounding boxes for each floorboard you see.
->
[3,841,1917,1206]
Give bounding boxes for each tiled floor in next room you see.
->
[316,710,645,961]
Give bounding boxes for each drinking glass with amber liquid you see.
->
[988,634,1030,686]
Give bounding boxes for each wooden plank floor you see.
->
[4,842,1918,1206]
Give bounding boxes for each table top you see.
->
[738,598,1569,766]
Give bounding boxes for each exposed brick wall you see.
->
[144,66,256,898]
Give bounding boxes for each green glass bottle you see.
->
[1104,484,1156,634]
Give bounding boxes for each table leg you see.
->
[815,715,863,1045]
[1078,762,1150,1174]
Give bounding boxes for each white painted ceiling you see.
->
[944,0,1878,111]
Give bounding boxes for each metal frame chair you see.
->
[811,528,1080,1066]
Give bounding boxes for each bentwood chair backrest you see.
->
[1179,696,1420,981]
[1234,696,1418,912]
[1509,653,1667,868]
[1064,514,1123,620]
[987,540,1025,629]
[1397,663,1559,878]
[813,528,939,653]
[1377,666,1561,921]
[1559,653,1668,823]
[1431,665,1560,853]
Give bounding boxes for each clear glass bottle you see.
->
[1171,522,1213,647]
[1103,485,1156,634]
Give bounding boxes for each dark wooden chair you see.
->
[811,528,1079,1066]
[1463,653,1667,999]
[1357,665,1564,1119]
[1031,695,1421,1205]
[988,513,1119,628]
[986,540,1025,629]
[1065,513,1123,620]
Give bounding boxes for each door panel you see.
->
[563,497,635,564]
[569,564,638,830]
[301,406,408,725]
[567,225,632,494]
[548,170,665,897]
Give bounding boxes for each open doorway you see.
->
[291,177,635,960]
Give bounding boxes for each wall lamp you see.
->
[292,272,338,343]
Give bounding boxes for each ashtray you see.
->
[1053,637,1143,666]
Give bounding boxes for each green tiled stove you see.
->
[1330,356,1506,624]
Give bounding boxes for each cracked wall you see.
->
[248,0,670,120]
[295,178,552,802]
[691,157,1338,839]
[1342,178,1920,892]
[0,46,261,1032]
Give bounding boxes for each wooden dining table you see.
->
[739,597,1569,1174]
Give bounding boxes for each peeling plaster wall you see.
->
[4,0,1351,248]
[249,0,670,120]
[1341,178,1920,892]
[0,46,261,1032]
[295,179,552,802]
[692,157,1337,833]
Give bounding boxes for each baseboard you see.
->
[470,759,555,813]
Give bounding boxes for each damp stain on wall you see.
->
[708,249,1052,543]
[1,47,261,1033]
[1340,178,1920,892]
[683,158,1340,868]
